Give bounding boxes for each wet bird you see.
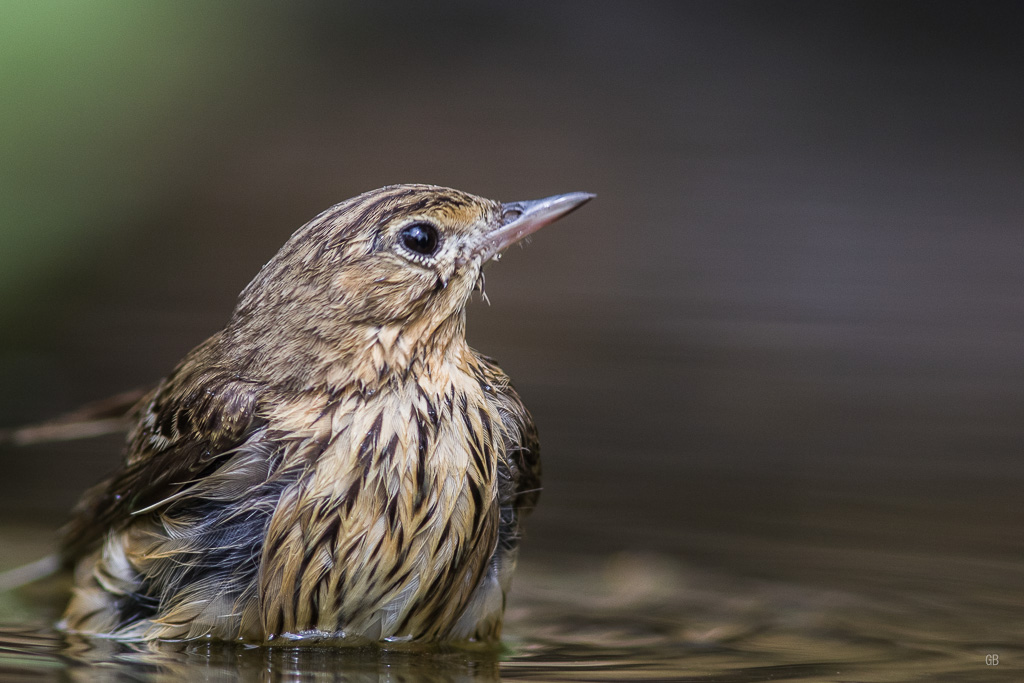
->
[58,184,593,644]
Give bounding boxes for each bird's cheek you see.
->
[331,269,369,301]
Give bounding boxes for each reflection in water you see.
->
[1,628,503,682]
[3,548,1023,682]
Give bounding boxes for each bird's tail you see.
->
[0,555,61,592]
[0,388,148,447]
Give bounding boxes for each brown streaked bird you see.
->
[57,184,592,644]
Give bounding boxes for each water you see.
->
[2,4,1023,680]
[3,488,1023,683]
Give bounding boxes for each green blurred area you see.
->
[0,2,289,313]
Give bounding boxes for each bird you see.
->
[56,184,593,645]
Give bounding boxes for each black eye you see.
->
[399,222,440,256]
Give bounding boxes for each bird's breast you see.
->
[256,368,504,641]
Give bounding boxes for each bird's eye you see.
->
[398,222,440,256]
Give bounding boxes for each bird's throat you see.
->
[321,310,469,393]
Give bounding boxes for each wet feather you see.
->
[59,184,590,644]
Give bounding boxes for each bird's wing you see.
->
[59,339,269,562]
[447,353,540,639]
[470,353,541,531]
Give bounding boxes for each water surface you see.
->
[3,485,1022,682]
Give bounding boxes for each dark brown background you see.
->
[1,2,1022,584]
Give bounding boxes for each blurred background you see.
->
[1,0,1023,640]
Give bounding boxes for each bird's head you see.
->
[223,184,592,386]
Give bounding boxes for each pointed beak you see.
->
[473,192,595,262]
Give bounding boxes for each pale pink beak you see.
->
[473,192,595,262]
